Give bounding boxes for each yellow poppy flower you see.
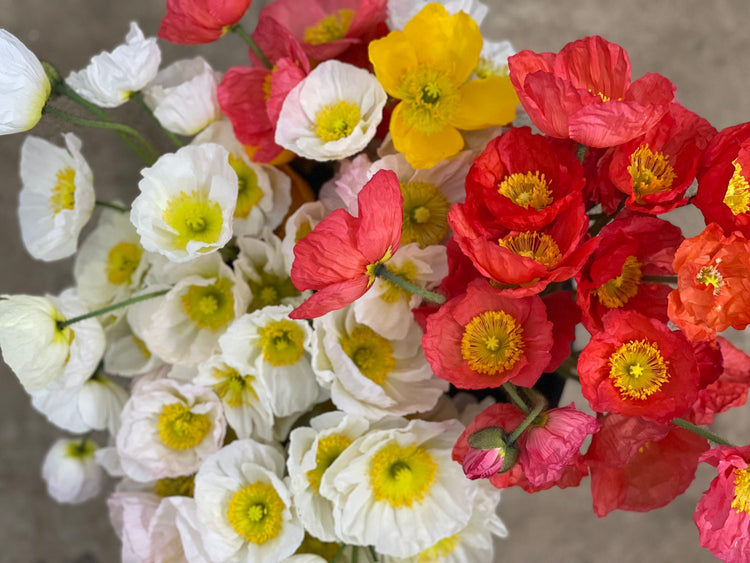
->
[369,3,518,168]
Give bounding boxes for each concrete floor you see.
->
[1,0,750,561]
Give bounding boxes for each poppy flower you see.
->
[158,0,251,44]
[289,169,402,319]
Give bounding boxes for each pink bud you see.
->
[462,447,506,480]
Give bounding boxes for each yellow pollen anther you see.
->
[732,468,750,514]
[399,67,460,134]
[724,159,750,215]
[628,144,677,200]
[258,319,306,367]
[212,364,257,407]
[49,167,76,214]
[498,231,563,268]
[182,278,235,330]
[401,181,451,247]
[303,9,354,45]
[162,190,223,250]
[370,443,437,508]
[306,434,353,493]
[157,403,211,451]
[154,475,195,498]
[229,154,264,219]
[696,264,724,295]
[608,339,670,400]
[340,325,395,385]
[498,171,554,210]
[106,242,142,285]
[314,100,361,143]
[461,310,524,375]
[227,482,285,544]
[594,255,643,308]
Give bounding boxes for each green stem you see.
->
[368,546,378,562]
[672,418,736,447]
[58,289,169,329]
[589,199,626,237]
[374,264,446,304]
[502,382,531,414]
[352,546,359,563]
[507,400,546,444]
[331,545,346,563]
[95,200,129,213]
[131,91,184,148]
[642,274,678,285]
[231,25,272,69]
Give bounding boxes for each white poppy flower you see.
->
[312,307,447,420]
[103,316,164,377]
[0,29,51,134]
[280,201,328,269]
[130,143,238,263]
[352,243,447,339]
[19,132,94,261]
[319,419,476,558]
[386,0,488,31]
[66,22,161,108]
[275,61,387,161]
[116,377,226,482]
[143,57,221,136]
[194,440,304,562]
[287,411,370,542]
[42,437,104,504]
[0,289,105,392]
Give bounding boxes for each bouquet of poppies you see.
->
[2,0,750,561]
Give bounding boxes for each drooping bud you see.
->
[463,426,519,479]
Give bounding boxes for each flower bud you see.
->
[463,426,519,479]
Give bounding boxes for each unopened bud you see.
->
[463,426,519,479]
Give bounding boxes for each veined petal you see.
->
[289,276,370,319]
[368,30,418,98]
[355,170,403,264]
[391,102,464,169]
[450,76,518,131]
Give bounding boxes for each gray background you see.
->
[1,0,750,561]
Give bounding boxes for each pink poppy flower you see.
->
[159,0,251,44]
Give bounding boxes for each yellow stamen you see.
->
[628,145,677,201]
[305,435,353,493]
[314,100,361,143]
[105,242,142,285]
[398,67,460,134]
[226,482,285,544]
[182,278,235,330]
[461,311,524,375]
[498,171,553,210]
[212,365,257,408]
[340,325,395,385]
[247,273,300,312]
[732,468,750,514]
[594,255,642,308]
[696,264,724,295]
[381,260,419,303]
[370,443,437,508]
[257,319,306,367]
[49,167,76,214]
[401,181,451,247]
[498,231,562,268]
[303,9,354,45]
[153,475,195,498]
[608,339,670,400]
[475,57,509,79]
[157,403,211,450]
[724,159,750,215]
[162,190,224,250]
[229,154,264,219]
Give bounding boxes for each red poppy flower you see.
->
[448,199,598,296]
[464,127,585,231]
[577,310,700,423]
[289,169,402,319]
[695,122,750,238]
[576,215,683,333]
[667,223,750,341]
[607,103,716,214]
[695,445,750,562]
[217,16,310,162]
[158,0,251,44]
[585,414,708,517]
[508,35,675,148]
[423,279,553,389]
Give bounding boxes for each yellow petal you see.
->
[450,76,519,130]
[391,102,464,169]
[369,31,418,98]
[403,3,482,84]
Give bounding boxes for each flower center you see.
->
[105,242,142,285]
[365,247,394,287]
[247,272,300,312]
[594,255,642,308]
[296,533,342,560]
[157,403,211,450]
[381,260,419,303]
[303,9,354,45]
[49,167,76,214]
[628,145,677,200]
[340,325,396,385]
[295,220,313,242]
[418,535,459,562]
[498,171,553,210]
[370,443,437,508]
[226,482,285,544]
[475,57,509,79]
[608,339,670,400]
[696,264,724,295]
[399,67,460,134]
[64,439,96,460]
[498,231,562,268]
[314,100,361,143]
[162,190,224,250]
[305,435,354,493]
[153,475,195,497]
[401,181,451,247]
[732,468,750,514]
[724,159,750,215]
[229,154,264,219]
[212,364,257,408]
[257,319,306,366]
[461,310,525,376]
[182,278,235,330]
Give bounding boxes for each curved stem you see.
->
[374,264,446,304]
[502,382,531,414]
[507,400,546,444]
[672,418,736,447]
[58,289,169,329]
[589,198,625,237]
[231,25,273,69]
[131,91,184,148]
[642,274,678,285]
[95,200,129,213]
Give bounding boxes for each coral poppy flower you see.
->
[695,122,750,238]
[607,103,716,214]
[508,36,674,148]
[576,215,683,333]
[695,445,750,562]
[260,0,386,62]
[369,3,518,168]
[577,310,700,423]
[217,16,310,162]
[667,223,750,341]
[464,127,585,231]
[585,414,708,517]
[422,279,553,389]
[289,169,402,319]
[448,199,597,297]
[159,0,251,44]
